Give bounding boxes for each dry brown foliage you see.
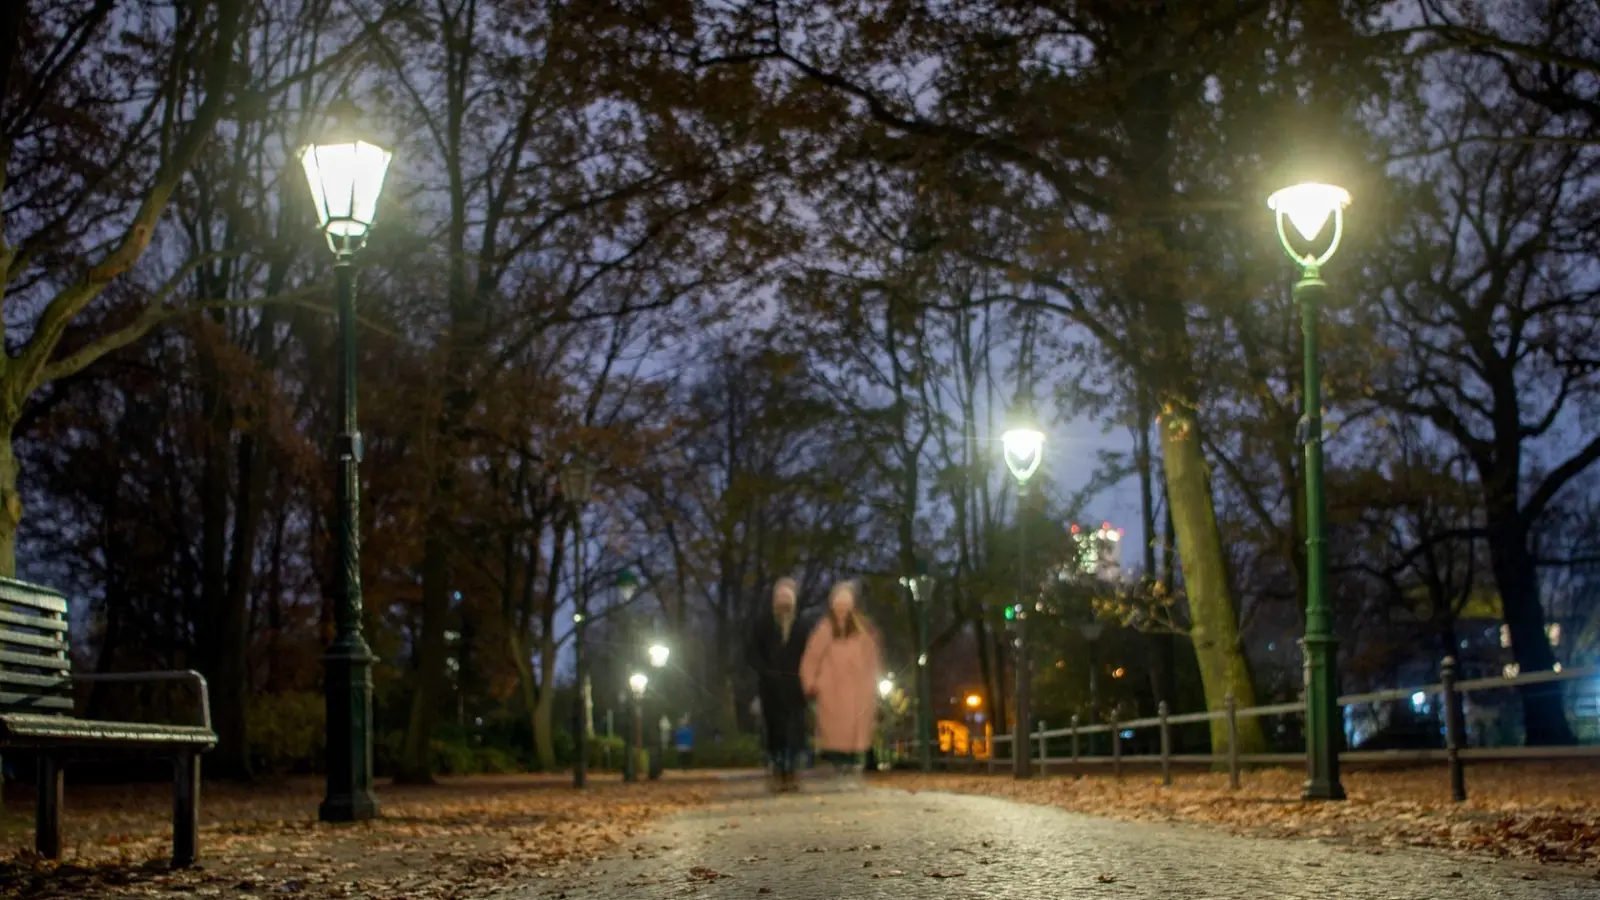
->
[0,773,726,898]
[883,763,1600,875]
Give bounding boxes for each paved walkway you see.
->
[524,783,1594,899]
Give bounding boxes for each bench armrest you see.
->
[72,670,212,731]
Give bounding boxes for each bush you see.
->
[587,734,625,770]
[246,691,325,774]
[431,736,528,775]
[690,733,764,768]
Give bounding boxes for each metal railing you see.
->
[952,658,1600,800]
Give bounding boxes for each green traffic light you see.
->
[1003,605,1016,621]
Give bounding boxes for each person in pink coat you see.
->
[800,580,881,777]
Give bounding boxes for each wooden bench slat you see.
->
[0,579,67,614]
[0,628,68,652]
[0,650,70,671]
[0,693,73,711]
[0,713,216,747]
[0,610,68,634]
[0,671,71,691]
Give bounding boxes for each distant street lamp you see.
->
[1002,391,1044,781]
[878,678,894,699]
[302,99,392,824]
[646,639,670,780]
[628,673,648,784]
[559,458,598,789]
[898,561,934,773]
[616,568,642,782]
[1268,180,1352,802]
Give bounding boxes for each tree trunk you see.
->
[397,528,454,783]
[1159,406,1264,755]
[509,629,542,762]
[533,642,557,770]
[1486,523,1575,745]
[0,422,21,578]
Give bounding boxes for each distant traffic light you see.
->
[1003,604,1017,621]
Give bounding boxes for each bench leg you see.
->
[36,755,62,859]
[172,751,199,867]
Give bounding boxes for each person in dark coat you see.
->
[748,577,808,792]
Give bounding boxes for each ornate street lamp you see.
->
[1268,180,1352,802]
[1001,396,1046,489]
[628,673,648,783]
[1002,391,1044,780]
[616,568,639,603]
[302,99,391,824]
[559,458,597,788]
[898,561,935,773]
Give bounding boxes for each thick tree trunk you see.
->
[533,645,557,770]
[1159,406,1264,756]
[398,528,454,783]
[0,431,21,578]
[1486,524,1575,745]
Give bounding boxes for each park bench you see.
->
[0,577,216,866]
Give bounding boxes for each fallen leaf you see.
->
[1096,873,1117,884]
[927,870,966,878]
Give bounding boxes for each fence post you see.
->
[1442,656,1466,803]
[1158,701,1172,787]
[1226,693,1240,790]
[1111,711,1122,780]
[1070,715,1080,771]
[1038,721,1048,776]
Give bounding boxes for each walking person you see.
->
[673,715,694,770]
[748,578,809,793]
[800,580,881,785]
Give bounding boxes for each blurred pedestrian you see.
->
[800,580,881,784]
[748,577,808,793]
[674,715,694,769]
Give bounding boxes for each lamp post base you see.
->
[321,641,380,823]
[319,791,380,823]
[1300,634,1345,802]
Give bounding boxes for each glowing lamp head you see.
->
[299,100,392,256]
[1002,390,1045,485]
[1002,426,1046,485]
[965,693,982,709]
[648,643,670,668]
[629,673,649,696]
[878,678,893,698]
[1267,182,1351,270]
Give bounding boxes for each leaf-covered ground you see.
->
[0,772,730,899]
[883,763,1600,875]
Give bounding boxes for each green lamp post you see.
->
[1268,180,1351,802]
[1002,392,1045,781]
[898,563,935,772]
[300,99,391,823]
[616,570,640,782]
[646,639,669,780]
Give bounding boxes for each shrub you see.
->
[691,733,764,768]
[587,734,625,770]
[246,691,325,774]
